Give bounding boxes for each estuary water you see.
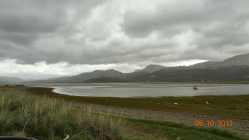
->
[26,83,249,98]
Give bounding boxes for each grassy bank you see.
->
[1,86,249,139]
[124,118,248,140]
[26,87,249,120]
[0,88,125,139]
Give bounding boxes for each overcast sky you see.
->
[0,0,249,79]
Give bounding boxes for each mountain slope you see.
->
[221,53,249,66]
[140,64,165,73]
[191,53,249,68]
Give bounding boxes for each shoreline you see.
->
[11,86,249,135]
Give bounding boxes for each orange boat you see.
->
[193,86,198,90]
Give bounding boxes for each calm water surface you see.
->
[26,83,249,97]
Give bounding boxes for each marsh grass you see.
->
[0,90,126,140]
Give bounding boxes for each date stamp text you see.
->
[195,120,233,127]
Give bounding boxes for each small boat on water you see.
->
[193,86,198,90]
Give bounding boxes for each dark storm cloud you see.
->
[0,0,248,65]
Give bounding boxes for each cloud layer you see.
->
[0,0,249,78]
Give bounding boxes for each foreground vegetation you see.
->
[1,85,249,140]
[28,87,249,120]
[0,86,125,140]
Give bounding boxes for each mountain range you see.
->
[25,53,249,83]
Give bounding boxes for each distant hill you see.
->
[191,53,249,68]
[29,69,125,83]
[140,64,165,73]
[0,76,25,83]
[84,77,128,83]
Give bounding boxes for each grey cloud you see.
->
[0,0,248,66]
[199,23,249,47]
[0,31,37,46]
[121,0,245,38]
[121,0,203,37]
[0,1,66,33]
